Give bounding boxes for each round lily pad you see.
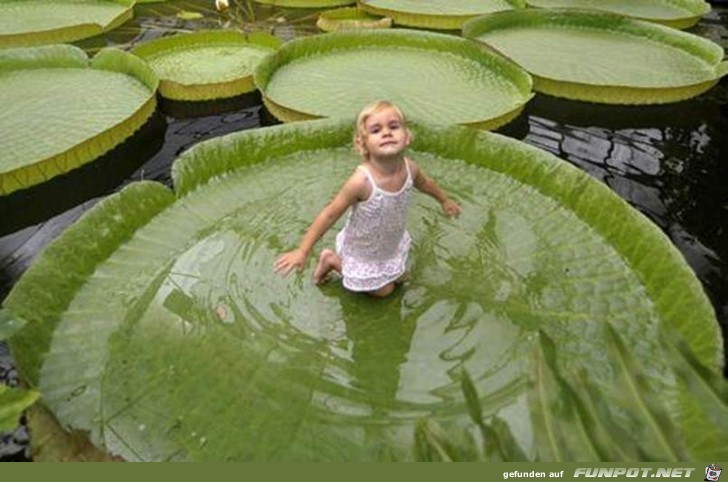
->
[132,31,280,101]
[254,29,533,129]
[525,0,711,29]
[358,0,524,30]
[316,7,392,32]
[0,0,134,47]
[463,9,728,104]
[0,45,158,196]
[4,119,725,461]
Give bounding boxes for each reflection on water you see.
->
[0,3,726,461]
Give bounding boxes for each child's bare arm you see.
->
[274,172,365,275]
[411,160,461,217]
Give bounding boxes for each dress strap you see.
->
[357,165,379,190]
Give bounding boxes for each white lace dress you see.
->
[335,160,413,292]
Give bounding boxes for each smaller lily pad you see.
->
[0,44,158,196]
[358,0,525,30]
[176,10,204,20]
[132,30,280,101]
[0,0,134,47]
[525,0,711,29]
[254,29,533,129]
[317,7,392,32]
[463,9,728,104]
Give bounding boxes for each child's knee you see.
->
[369,283,396,298]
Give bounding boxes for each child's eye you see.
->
[388,122,401,130]
[370,127,381,134]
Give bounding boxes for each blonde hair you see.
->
[353,100,413,158]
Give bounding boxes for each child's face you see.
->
[358,107,410,160]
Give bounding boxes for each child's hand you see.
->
[441,199,461,218]
[274,249,308,276]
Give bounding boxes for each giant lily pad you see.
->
[132,30,280,101]
[358,0,525,30]
[0,45,158,196]
[463,9,728,104]
[254,29,533,129]
[525,0,711,29]
[0,0,134,47]
[3,119,724,461]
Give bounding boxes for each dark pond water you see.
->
[1,1,727,461]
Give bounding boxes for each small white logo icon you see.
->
[705,464,722,482]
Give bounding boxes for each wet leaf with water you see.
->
[2,119,723,460]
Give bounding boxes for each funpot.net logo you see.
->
[705,464,722,482]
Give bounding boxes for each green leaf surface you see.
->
[132,30,280,101]
[0,45,158,196]
[255,29,533,129]
[463,9,727,104]
[0,385,40,432]
[663,327,728,460]
[4,119,723,461]
[525,0,710,29]
[0,0,134,47]
[359,0,525,29]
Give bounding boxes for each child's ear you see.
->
[405,128,413,146]
[355,135,366,156]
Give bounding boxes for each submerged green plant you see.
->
[432,326,728,461]
[222,0,257,24]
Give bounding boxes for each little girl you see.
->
[274,100,461,297]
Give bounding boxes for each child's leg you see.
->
[313,249,341,284]
[367,271,408,297]
[368,283,396,298]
